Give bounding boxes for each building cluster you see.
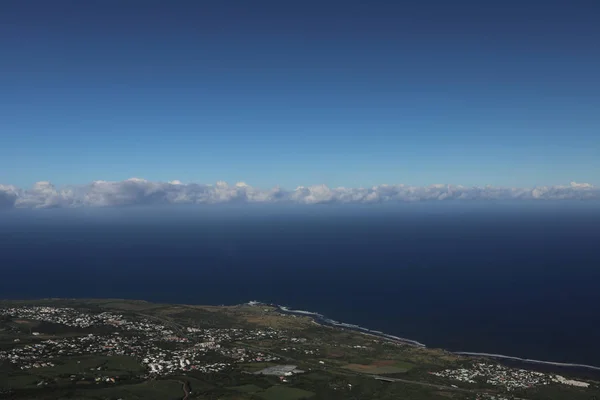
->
[280,345,318,355]
[254,364,305,383]
[551,374,589,388]
[278,336,323,355]
[434,362,594,393]
[1,306,136,329]
[0,306,286,378]
[475,395,511,400]
[254,364,305,376]
[185,327,284,343]
[432,363,550,391]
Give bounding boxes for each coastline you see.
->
[454,352,600,372]
[255,301,600,373]
[273,304,426,347]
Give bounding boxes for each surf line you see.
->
[249,301,600,372]
[454,352,600,372]
[272,303,426,347]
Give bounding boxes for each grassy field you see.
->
[93,379,183,399]
[11,319,41,327]
[258,385,315,400]
[228,381,316,400]
[343,360,414,375]
[34,355,144,378]
[0,373,40,389]
[228,383,263,393]
[238,362,277,372]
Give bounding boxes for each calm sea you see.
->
[1,202,599,366]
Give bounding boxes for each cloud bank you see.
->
[0,179,598,209]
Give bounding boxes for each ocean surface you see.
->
[1,202,599,366]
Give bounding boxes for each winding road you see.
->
[180,380,190,400]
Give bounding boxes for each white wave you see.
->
[276,304,426,347]
[254,301,598,370]
[279,306,322,316]
[454,352,600,371]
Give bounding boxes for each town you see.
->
[431,362,590,391]
[1,304,597,399]
[0,306,284,380]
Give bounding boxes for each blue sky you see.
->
[1,0,599,189]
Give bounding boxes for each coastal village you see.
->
[0,304,596,398]
[432,363,548,391]
[431,362,590,391]
[0,306,284,380]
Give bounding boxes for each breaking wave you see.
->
[248,301,600,372]
[454,352,600,371]
[275,304,425,347]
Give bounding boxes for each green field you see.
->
[93,379,183,399]
[238,362,276,372]
[0,373,40,389]
[229,383,263,393]
[392,361,415,370]
[342,359,415,375]
[258,385,315,400]
[34,355,145,378]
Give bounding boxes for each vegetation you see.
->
[1,299,599,400]
[259,385,315,400]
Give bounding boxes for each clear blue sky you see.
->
[1,0,599,189]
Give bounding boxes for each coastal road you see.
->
[370,375,531,400]
[134,311,189,338]
[371,375,474,393]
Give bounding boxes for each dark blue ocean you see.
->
[1,202,599,366]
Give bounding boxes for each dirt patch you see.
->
[12,319,40,326]
[343,362,412,375]
[372,360,396,366]
[242,314,311,329]
[345,364,370,371]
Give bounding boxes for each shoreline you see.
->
[255,301,600,373]
[454,352,600,372]
[273,304,426,347]
[4,298,599,373]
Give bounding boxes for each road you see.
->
[371,375,474,393]
[370,375,530,400]
[180,380,190,400]
[135,311,189,339]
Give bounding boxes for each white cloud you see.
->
[13,181,78,209]
[570,181,593,189]
[0,179,598,209]
[0,184,19,209]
